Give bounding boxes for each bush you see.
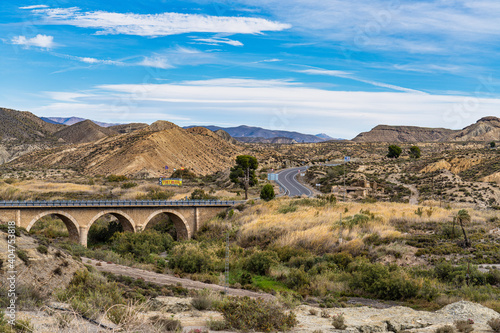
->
[286,267,310,289]
[190,188,216,200]
[349,262,419,300]
[111,230,174,263]
[191,295,212,310]
[217,297,298,332]
[332,313,347,329]
[121,182,137,189]
[435,325,456,333]
[454,319,474,333]
[150,315,182,331]
[206,319,228,331]
[387,145,402,158]
[16,250,29,265]
[260,184,275,201]
[488,318,500,333]
[244,250,279,275]
[168,243,222,273]
[88,220,123,245]
[106,175,128,182]
[36,245,48,254]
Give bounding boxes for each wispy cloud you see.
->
[31,7,291,37]
[19,5,48,9]
[299,68,425,94]
[191,37,243,46]
[139,55,173,69]
[11,34,54,48]
[37,78,500,138]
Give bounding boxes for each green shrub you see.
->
[286,267,310,289]
[16,250,29,265]
[190,188,216,200]
[191,295,212,310]
[36,245,48,254]
[349,262,419,300]
[106,175,128,182]
[244,250,279,275]
[56,269,125,319]
[207,319,228,331]
[168,243,222,273]
[150,315,182,331]
[121,182,137,189]
[260,184,275,201]
[88,220,123,245]
[111,230,174,263]
[217,297,298,332]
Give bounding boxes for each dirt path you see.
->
[387,174,419,205]
[82,257,275,300]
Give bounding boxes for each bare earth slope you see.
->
[353,125,456,142]
[54,119,118,144]
[447,116,500,141]
[8,121,243,177]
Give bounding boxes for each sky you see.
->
[1,1,500,139]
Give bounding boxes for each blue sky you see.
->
[1,0,500,139]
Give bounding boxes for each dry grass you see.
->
[236,198,498,254]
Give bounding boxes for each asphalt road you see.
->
[276,166,314,197]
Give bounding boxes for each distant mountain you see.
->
[41,116,120,128]
[54,120,118,144]
[109,123,148,134]
[184,125,338,143]
[353,117,500,143]
[235,137,298,144]
[315,133,336,141]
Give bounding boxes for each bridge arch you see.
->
[88,210,136,232]
[143,210,191,240]
[27,211,80,242]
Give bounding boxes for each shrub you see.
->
[88,220,123,245]
[435,325,456,333]
[217,297,297,332]
[349,262,419,300]
[387,145,402,158]
[244,250,279,275]
[36,245,48,254]
[106,175,128,182]
[168,243,221,274]
[16,250,29,265]
[121,182,137,189]
[332,313,347,329]
[190,188,216,200]
[454,319,474,333]
[488,318,500,333]
[150,315,182,331]
[286,267,310,289]
[206,319,228,331]
[191,295,212,311]
[260,184,275,201]
[111,230,174,263]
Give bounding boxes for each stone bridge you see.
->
[0,200,239,246]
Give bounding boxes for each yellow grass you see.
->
[236,198,499,254]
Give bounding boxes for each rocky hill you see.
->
[447,116,500,142]
[54,120,118,144]
[109,122,148,134]
[214,129,239,145]
[353,125,456,142]
[41,116,119,127]
[8,121,244,177]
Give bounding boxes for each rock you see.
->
[153,296,192,313]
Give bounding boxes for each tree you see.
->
[456,209,471,247]
[387,145,402,158]
[260,184,275,201]
[230,155,258,200]
[409,146,421,159]
[490,141,496,148]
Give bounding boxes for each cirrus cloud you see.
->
[11,34,55,48]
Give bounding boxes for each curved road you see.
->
[276,166,314,197]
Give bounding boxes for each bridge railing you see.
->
[0,199,242,208]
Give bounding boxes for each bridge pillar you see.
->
[79,227,88,247]
[16,210,21,227]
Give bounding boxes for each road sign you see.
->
[159,178,183,186]
[181,166,185,170]
[267,173,278,181]
[344,156,350,162]
[165,165,168,170]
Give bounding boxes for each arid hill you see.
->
[447,116,500,141]
[8,120,244,177]
[109,122,148,134]
[236,136,298,144]
[353,125,456,142]
[0,108,65,164]
[54,119,118,144]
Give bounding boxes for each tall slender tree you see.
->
[456,209,471,247]
[230,155,258,200]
